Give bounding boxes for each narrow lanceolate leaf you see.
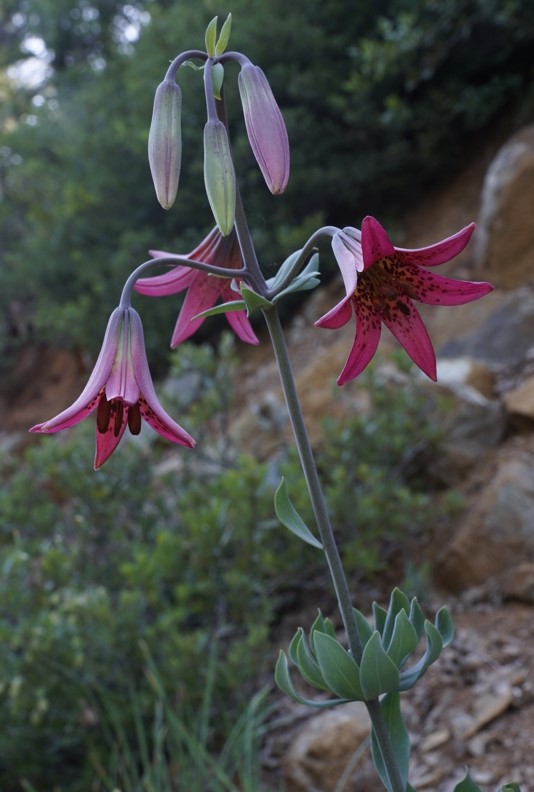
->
[274,478,323,549]
[215,13,232,55]
[274,651,351,709]
[203,120,236,236]
[385,610,419,668]
[205,16,218,56]
[359,631,400,700]
[191,300,247,321]
[371,693,410,792]
[313,632,363,700]
[435,606,454,646]
[295,628,329,690]
[148,79,182,209]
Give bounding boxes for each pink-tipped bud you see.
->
[238,63,289,195]
[203,119,236,236]
[148,79,182,209]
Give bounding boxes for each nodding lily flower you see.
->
[134,226,259,347]
[30,307,195,469]
[316,216,493,384]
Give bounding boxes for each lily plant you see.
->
[31,14,519,792]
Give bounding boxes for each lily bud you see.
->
[203,119,236,236]
[148,79,182,209]
[238,63,289,195]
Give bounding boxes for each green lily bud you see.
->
[203,119,236,236]
[148,79,182,209]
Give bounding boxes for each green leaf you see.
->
[372,601,387,635]
[385,609,419,668]
[211,63,224,100]
[371,693,410,791]
[274,478,323,549]
[205,16,218,56]
[215,13,232,55]
[435,606,454,646]
[272,254,321,301]
[359,631,400,700]
[240,285,273,315]
[382,588,411,649]
[409,597,426,641]
[398,620,444,691]
[452,769,483,791]
[274,651,351,709]
[191,300,246,321]
[310,611,336,655]
[313,632,363,700]
[352,607,374,645]
[499,784,522,791]
[288,629,302,666]
[267,249,303,291]
[296,629,329,690]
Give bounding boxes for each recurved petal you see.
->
[129,311,195,448]
[226,307,259,344]
[331,232,359,296]
[382,298,437,381]
[361,216,396,269]
[336,304,382,385]
[315,296,353,329]
[29,308,122,433]
[395,223,475,267]
[169,271,222,347]
[400,264,494,306]
[94,401,129,469]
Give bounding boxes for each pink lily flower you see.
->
[134,227,259,347]
[316,216,493,384]
[30,306,195,469]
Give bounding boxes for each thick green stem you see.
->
[262,305,406,792]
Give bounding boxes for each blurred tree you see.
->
[0,0,533,382]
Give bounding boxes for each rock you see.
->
[439,287,534,369]
[500,562,534,604]
[473,124,534,289]
[503,375,534,422]
[422,365,506,484]
[283,702,372,792]
[436,446,534,589]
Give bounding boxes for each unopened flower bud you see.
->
[203,119,236,236]
[238,63,289,195]
[148,79,182,209]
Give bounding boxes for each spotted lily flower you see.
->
[30,307,195,469]
[316,216,493,384]
[135,226,259,347]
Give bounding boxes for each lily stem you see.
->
[261,305,406,792]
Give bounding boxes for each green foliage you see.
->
[0,335,451,789]
[283,363,441,575]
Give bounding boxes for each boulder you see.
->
[473,124,534,289]
[283,702,373,792]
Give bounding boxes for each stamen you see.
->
[96,392,111,434]
[128,402,142,435]
[113,400,124,437]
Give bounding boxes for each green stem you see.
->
[261,305,406,792]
